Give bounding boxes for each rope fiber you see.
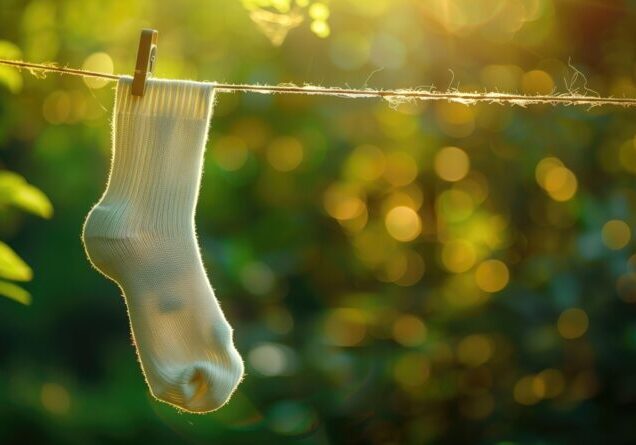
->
[2,58,636,108]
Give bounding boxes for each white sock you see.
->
[82,77,244,413]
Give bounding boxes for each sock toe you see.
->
[153,354,244,413]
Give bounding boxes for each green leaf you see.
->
[0,280,31,305]
[0,171,53,218]
[0,40,23,93]
[0,241,32,281]
[10,180,54,218]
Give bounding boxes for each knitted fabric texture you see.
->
[82,76,244,413]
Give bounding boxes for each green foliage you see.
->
[0,171,53,218]
[0,279,31,305]
[0,171,52,304]
[0,40,23,93]
[242,0,330,45]
[0,240,32,281]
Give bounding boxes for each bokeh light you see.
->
[329,33,370,70]
[383,151,418,187]
[323,308,367,347]
[513,375,541,406]
[81,52,113,89]
[474,259,509,292]
[249,342,296,376]
[557,308,589,339]
[521,70,554,95]
[42,91,71,124]
[457,334,494,367]
[393,352,431,389]
[40,383,71,415]
[385,206,422,242]
[266,136,304,171]
[434,146,470,182]
[441,239,477,273]
[435,102,475,138]
[601,219,631,250]
[535,157,578,202]
[344,144,386,181]
[437,189,475,222]
[212,135,249,171]
[323,183,366,221]
[617,273,636,303]
[392,314,427,346]
[534,368,565,399]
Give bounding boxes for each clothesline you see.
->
[2,57,636,108]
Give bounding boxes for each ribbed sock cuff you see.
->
[116,76,215,120]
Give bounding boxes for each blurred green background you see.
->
[1,0,636,443]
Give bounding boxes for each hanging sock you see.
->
[82,77,244,413]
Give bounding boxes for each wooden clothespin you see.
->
[131,29,158,97]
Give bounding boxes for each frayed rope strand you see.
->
[211,83,636,108]
[0,59,120,80]
[2,58,636,108]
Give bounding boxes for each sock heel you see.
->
[82,203,132,279]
